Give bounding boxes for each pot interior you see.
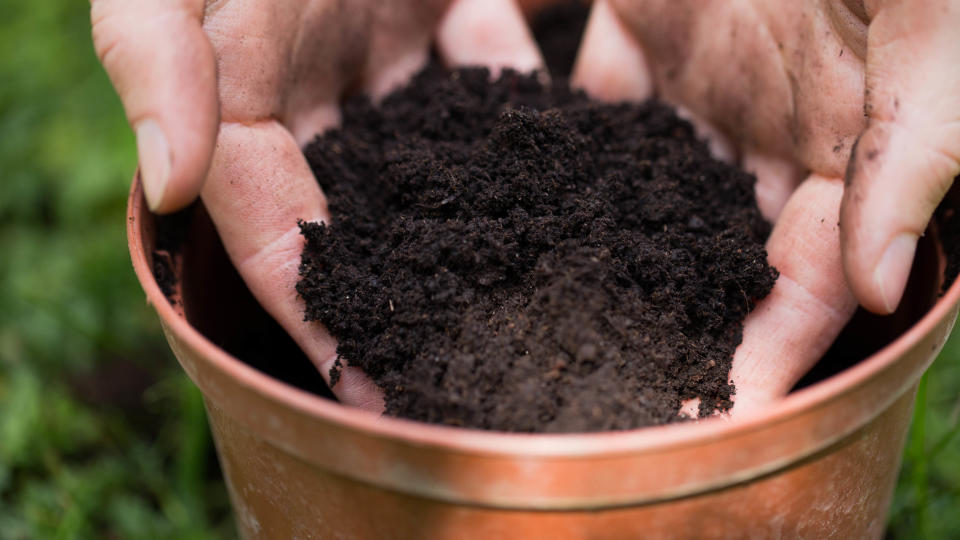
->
[173,204,334,399]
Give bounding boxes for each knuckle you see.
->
[90,2,123,63]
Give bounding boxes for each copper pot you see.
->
[127,176,958,539]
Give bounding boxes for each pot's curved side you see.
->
[205,383,915,539]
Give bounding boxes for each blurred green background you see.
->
[0,1,957,538]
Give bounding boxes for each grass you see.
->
[889,339,960,538]
[0,1,232,537]
[0,0,957,537]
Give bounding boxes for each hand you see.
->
[572,0,960,413]
[92,0,544,410]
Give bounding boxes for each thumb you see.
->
[840,0,960,314]
[91,0,218,213]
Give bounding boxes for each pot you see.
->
[127,175,959,539]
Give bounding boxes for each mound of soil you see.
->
[298,60,777,432]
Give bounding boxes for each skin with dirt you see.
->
[298,61,778,432]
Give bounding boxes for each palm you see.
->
[619,1,866,175]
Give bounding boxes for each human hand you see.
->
[93,0,544,410]
[571,0,960,413]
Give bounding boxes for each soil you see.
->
[936,191,960,291]
[298,59,778,432]
[152,204,194,301]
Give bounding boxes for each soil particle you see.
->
[298,63,777,432]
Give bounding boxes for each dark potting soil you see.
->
[530,0,591,78]
[152,203,195,302]
[935,188,960,291]
[298,63,778,432]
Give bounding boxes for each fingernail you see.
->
[874,233,918,313]
[136,119,171,212]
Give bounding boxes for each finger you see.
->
[436,0,545,77]
[570,0,653,102]
[203,1,366,146]
[840,0,960,314]
[201,121,385,411]
[743,149,805,223]
[275,3,363,147]
[679,397,700,419]
[287,103,342,149]
[361,1,453,99]
[676,106,737,164]
[91,0,218,213]
[731,176,858,416]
